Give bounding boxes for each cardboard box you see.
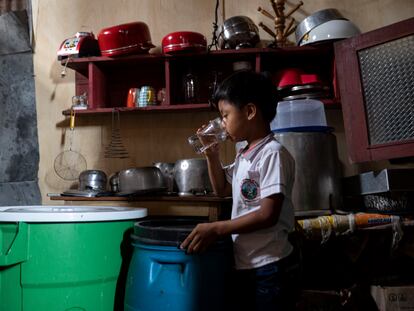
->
[371,285,414,311]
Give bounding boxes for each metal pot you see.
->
[118,167,166,195]
[162,31,207,54]
[153,162,176,193]
[109,172,119,192]
[173,158,212,196]
[97,21,155,57]
[274,131,342,216]
[222,16,260,49]
[78,170,107,191]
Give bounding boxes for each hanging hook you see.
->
[60,55,72,78]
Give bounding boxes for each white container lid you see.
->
[0,205,147,222]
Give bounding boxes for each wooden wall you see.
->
[30,0,414,203]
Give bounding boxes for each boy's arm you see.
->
[205,148,232,197]
[181,193,284,253]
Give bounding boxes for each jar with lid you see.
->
[183,72,199,104]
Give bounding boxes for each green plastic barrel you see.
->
[0,205,147,311]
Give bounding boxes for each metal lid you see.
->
[0,205,147,222]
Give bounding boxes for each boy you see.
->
[180,70,297,310]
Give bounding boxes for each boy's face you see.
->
[218,100,250,142]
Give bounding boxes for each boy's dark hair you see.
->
[212,70,278,123]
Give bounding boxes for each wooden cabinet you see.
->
[62,45,339,116]
[335,18,414,163]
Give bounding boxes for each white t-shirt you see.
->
[224,133,295,270]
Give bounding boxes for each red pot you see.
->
[162,31,207,54]
[98,22,155,57]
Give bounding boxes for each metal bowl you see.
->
[118,167,166,195]
[222,15,260,49]
[295,8,346,45]
[78,170,107,191]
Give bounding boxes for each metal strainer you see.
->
[54,109,87,180]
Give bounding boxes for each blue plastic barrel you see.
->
[124,219,232,311]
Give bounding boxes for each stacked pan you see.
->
[274,68,330,100]
[295,8,360,46]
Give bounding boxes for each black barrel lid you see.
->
[132,218,231,247]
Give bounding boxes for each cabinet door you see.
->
[335,18,414,163]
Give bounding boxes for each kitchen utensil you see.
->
[78,169,107,191]
[183,72,199,104]
[188,117,227,154]
[222,16,260,49]
[162,31,207,54]
[117,167,166,195]
[173,158,212,196]
[295,8,346,45]
[71,93,88,110]
[97,22,155,57]
[105,110,129,159]
[257,0,304,46]
[153,162,176,193]
[282,92,329,100]
[274,131,342,215]
[54,109,87,181]
[270,99,327,131]
[61,189,101,197]
[275,68,305,89]
[299,19,360,46]
[138,86,156,107]
[109,172,120,192]
[156,88,166,105]
[127,88,139,107]
[57,31,100,61]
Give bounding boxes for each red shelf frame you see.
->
[61,45,339,116]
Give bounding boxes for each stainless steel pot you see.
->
[173,158,212,196]
[109,172,119,192]
[222,16,260,49]
[153,162,176,193]
[118,167,166,195]
[78,170,107,191]
[274,131,342,216]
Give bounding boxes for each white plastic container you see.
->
[270,99,327,130]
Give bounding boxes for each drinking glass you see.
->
[188,117,227,153]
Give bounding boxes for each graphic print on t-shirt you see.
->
[241,178,259,201]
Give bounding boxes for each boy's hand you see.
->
[196,126,221,156]
[180,222,220,254]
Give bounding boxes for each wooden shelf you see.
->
[50,195,232,221]
[50,195,232,202]
[62,44,338,116]
[62,103,213,116]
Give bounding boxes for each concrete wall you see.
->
[30,0,414,203]
[0,10,41,205]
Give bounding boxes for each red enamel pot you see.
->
[98,22,155,57]
[162,31,207,54]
